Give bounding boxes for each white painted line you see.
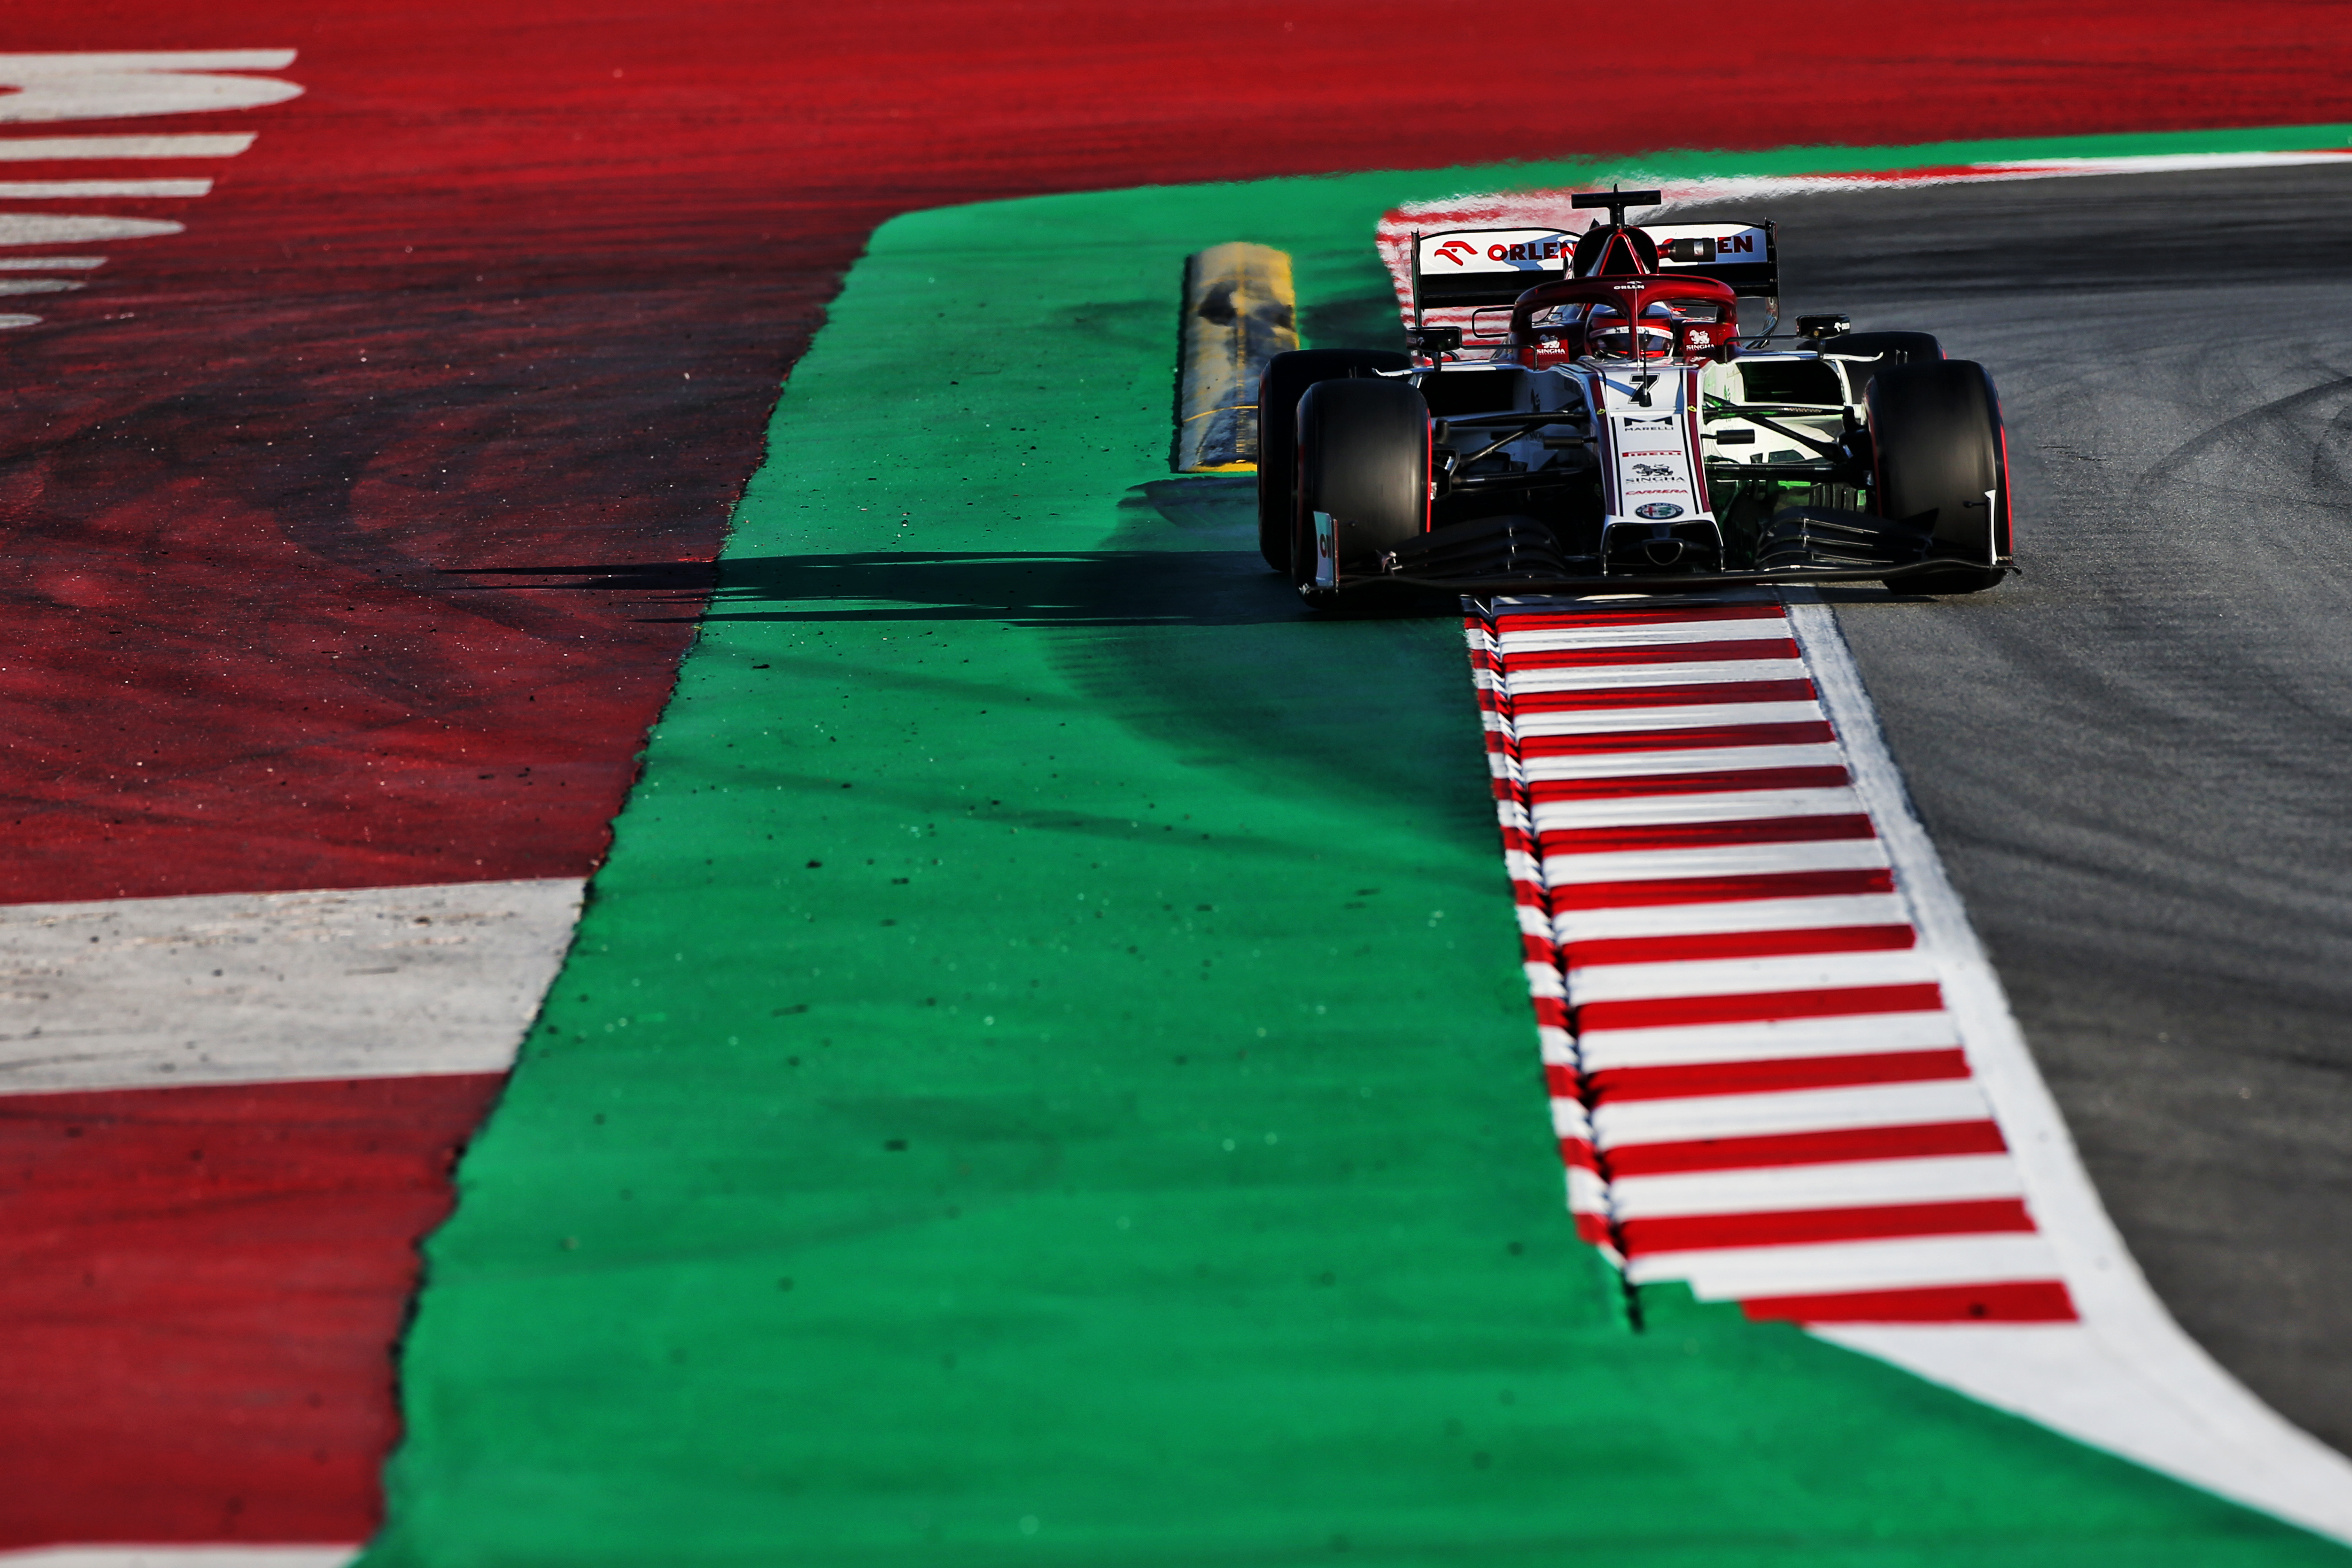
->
[0,59,301,127]
[1522,742,1847,779]
[0,1550,355,1568]
[1533,785,1861,831]
[0,278,80,295]
[0,215,180,245]
[1551,1098,1594,1143]
[1578,1011,1962,1071]
[1513,701,1824,735]
[1989,151,2352,176]
[1495,618,1791,651]
[1787,592,2352,1538]
[1506,658,1806,690]
[1628,1233,2063,1298]
[1554,893,1910,942]
[0,255,103,269]
[0,313,40,328]
[0,878,584,1095]
[1587,1078,1990,1146]
[1817,1324,2352,1533]
[1608,1155,2026,1220]
[0,179,211,198]
[1545,838,1889,882]
[0,51,299,73]
[1565,948,1941,1002]
[0,133,255,159]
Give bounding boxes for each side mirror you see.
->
[1661,238,1717,263]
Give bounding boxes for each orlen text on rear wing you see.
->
[1409,220,1779,337]
[1414,228,1578,312]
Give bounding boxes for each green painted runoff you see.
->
[363,134,2352,1565]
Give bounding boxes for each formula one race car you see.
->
[1258,189,2013,603]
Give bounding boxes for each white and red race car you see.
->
[1257,189,2013,603]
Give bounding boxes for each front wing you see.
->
[1333,510,2007,595]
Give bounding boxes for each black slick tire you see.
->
[1292,376,1430,604]
[1867,358,2010,595]
[1256,348,1411,572]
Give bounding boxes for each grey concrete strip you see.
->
[0,878,584,1094]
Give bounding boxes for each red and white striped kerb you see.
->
[1467,596,2075,1323]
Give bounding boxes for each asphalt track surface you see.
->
[1676,164,2352,1450]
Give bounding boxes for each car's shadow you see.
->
[448,479,1495,833]
[774,476,1487,831]
[441,548,1293,626]
[699,545,1300,627]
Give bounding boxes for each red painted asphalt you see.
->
[8,0,2352,1551]
[0,1075,501,1546]
[9,1,2352,904]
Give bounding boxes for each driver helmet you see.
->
[1582,303,1676,360]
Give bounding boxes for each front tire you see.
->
[1256,348,1411,571]
[1868,358,2010,595]
[1293,376,1430,602]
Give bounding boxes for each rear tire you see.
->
[1868,358,2009,595]
[1256,348,1411,571]
[1293,377,1430,602]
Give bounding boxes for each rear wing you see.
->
[1409,219,1779,330]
